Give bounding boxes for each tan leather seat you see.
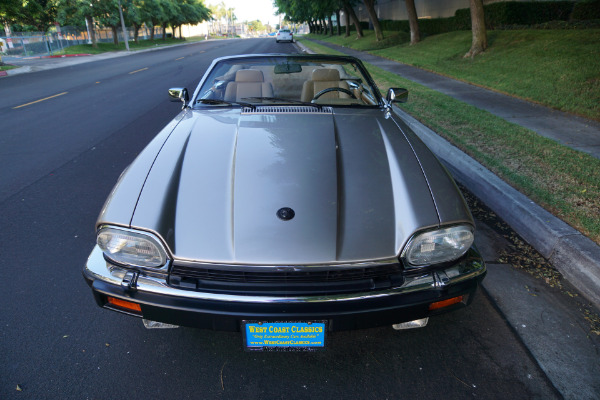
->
[301,68,350,102]
[224,70,274,102]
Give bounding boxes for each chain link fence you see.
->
[0,26,164,58]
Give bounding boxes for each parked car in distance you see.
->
[84,54,486,351]
[275,29,293,43]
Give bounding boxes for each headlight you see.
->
[97,226,168,269]
[401,225,474,267]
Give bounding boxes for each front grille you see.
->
[169,263,404,296]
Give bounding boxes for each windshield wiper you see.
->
[241,97,323,110]
[196,99,256,110]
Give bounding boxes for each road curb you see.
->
[394,106,600,310]
[42,53,92,58]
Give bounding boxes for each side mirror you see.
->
[386,88,408,104]
[168,87,189,107]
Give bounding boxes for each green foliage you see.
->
[247,20,266,33]
[7,0,209,33]
[455,1,575,30]
[1,0,57,31]
[571,0,600,20]
[379,1,587,35]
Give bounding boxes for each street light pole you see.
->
[117,0,130,51]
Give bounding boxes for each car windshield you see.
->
[193,55,382,108]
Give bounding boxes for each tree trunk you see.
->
[111,25,119,45]
[150,25,155,40]
[133,23,140,44]
[162,23,167,40]
[328,15,334,35]
[465,0,487,58]
[179,25,183,39]
[405,0,420,45]
[85,16,98,48]
[335,9,341,36]
[362,0,383,41]
[343,1,362,38]
[344,6,350,37]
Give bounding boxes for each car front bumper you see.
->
[83,246,486,332]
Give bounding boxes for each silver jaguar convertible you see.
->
[84,54,486,350]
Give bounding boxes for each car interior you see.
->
[201,61,379,107]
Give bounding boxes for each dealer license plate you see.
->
[242,321,327,351]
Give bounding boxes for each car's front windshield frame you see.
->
[190,55,384,109]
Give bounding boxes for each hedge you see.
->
[335,1,597,37]
[454,1,574,30]
[571,0,600,20]
[380,18,461,36]
[378,1,597,35]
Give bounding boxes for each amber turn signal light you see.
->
[429,295,464,311]
[107,296,142,312]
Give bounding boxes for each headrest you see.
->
[235,69,264,82]
[311,68,340,81]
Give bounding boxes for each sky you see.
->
[207,0,282,26]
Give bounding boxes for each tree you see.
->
[343,4,350,37]
[160,0,179,39]
[464,0,487,57]
[225,7,236,36]
[362,0,383,41]
[405,0,420,45]
[145,0,168,40]
[247,19,265,34]
[173,0,210,39]
[56,0,101,47]
[1,0,57,32]
[125,0,148,43]
[95,0,122,45]
[342,0,362,39]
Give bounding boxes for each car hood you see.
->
[99,107,472,265]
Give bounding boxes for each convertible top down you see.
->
[84,54,485,350]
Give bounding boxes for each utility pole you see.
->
[118,0,130,51]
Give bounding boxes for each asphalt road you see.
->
[0,39,561,399]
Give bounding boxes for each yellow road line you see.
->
[129,67,149,74]
[13,92,68,109]
[175,57,185,61]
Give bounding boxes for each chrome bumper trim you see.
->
[84,246,485,304]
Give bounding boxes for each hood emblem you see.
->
[277,207,295,221]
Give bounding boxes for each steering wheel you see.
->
[312,87,357,100]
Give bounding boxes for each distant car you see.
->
[84,54,486,351]
[275,29,293,43]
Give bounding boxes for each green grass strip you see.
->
[54,36,206,55]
